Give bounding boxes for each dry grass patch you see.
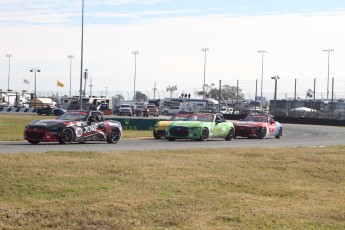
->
[0,146,345,229]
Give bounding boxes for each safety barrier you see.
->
[106,117,167,131]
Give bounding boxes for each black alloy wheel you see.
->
[225,128,235,141]
[200,128,209,141]
[107,128,121,143]
[257,127,267,139]
[59,128,74,144]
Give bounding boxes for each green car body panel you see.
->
[165,113,235,141]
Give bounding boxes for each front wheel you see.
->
[200,128,209,141]
[225,128,235,141]
[59,128,74,144]
[107,128,121,143]
[28,140,40,145]
[257,127,267,139]
[275,128,283,139]
[168,138,175,141]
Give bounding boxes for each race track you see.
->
[0,123,344,154]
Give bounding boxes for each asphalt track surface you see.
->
[0,124,344,154]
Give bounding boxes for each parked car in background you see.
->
[232,114,282,139]
[165,113,235,141]
[24,110,122,144]
[220,107,234,114]
[135,105,145,116]
[161,106,180,115]
[153,114,191,139]
[118,104,133,116]
[144,104,159,117]
[37,105,66,116]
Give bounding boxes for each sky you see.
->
[1,0,345,100]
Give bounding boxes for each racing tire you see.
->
[257,127,267,139]
[59,128,74,144]
[200,128,209,141]
[168,138,175,141]
[225,128,235,141]
[28,140,40,145]
[107,128,121,144]
[162,111,169,116]
[275,128,283,139]
[153,129,161,139]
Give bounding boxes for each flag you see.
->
[23,79,30,84]
[57,80,65,87]
[306,89,314,98]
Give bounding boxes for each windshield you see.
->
[243,116,268,122]
[170,114,190,121]
[57,111,88,121]
[187,114,213,122]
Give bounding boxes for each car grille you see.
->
[26,131,45,139]
[170,126,189,137]
[236,127,252,136]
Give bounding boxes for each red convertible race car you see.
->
[24,110,122,144]
[232,114,283,139]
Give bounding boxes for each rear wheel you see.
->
[107,128,121,143]
[225,128,235,141]
[275,128,283,139]
[257,127,267,139]
[59,128,74,144]
[153,129,161,139]
[28,140,40,145]
[200,128,209,141]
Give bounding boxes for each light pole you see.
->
[323,49,334,100]
[271,75,280,114]
[201,48,209,99]
[132,51,138,101]
[6,54,12,91]
[30,68,41,108]
[79,0,85,109]
[67,55,74,96]
[257,50,267,102]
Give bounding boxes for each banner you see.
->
[57,80,65,87]
[306,89,314,98]
[23,79,30,84]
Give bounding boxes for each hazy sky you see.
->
[1,0,345,100]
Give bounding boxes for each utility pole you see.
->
[323,49,334,100]
[153,82,157,99]
[201,48,209,99]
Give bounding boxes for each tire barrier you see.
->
[0,107,36,113]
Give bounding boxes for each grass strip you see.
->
[1,146,344,229]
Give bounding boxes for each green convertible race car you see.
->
[165,113,235,141]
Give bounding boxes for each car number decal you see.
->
[75,127,83,137]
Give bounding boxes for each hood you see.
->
[232,121,265,127]
[28,119,70,127]
[169,121,204,127]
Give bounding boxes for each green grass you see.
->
[0,114,151,141]
[1,147,345,229]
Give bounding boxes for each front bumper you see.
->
[24,128,60,142]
